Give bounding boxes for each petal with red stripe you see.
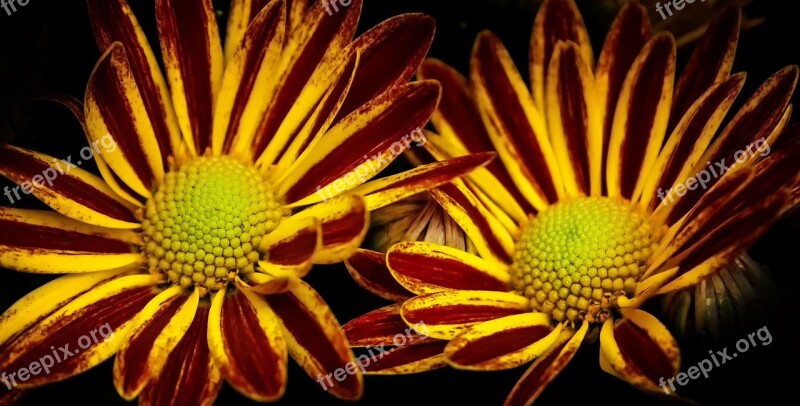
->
[344,304,430,347]
[0,274,159,388]
[156,0,224,155]
[0,207,140,273]
[387,241,510,295]
[400,290,529,340]
[357,341,448,375]
[0,145,138,228]
[345,249,411,302]
[260,215,320,277]
[265,279,362,400]
[208,288,287,401]
[444,313,561,371]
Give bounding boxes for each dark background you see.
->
[1,0,799,405]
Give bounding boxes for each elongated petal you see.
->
[345,249,412,302]
[595,2,650,183]
[418,59,533,218]
[156,0,223,154]
[140,306,222,406]
[0,274,159,388]
[358,341,448,375]
[472,31,560,208]
[352,152,495,211]
[504,322,588,406]
[0,268,132,348]
[600,309,680,393]
[387,241,510,295]
[0,207,140,273]
[643,74,745,212]
[114,287,199,400]
[400,290,529,340]
[445,313,560,370]
[277,81,440,203]
[260,215,320,275]
[286,194,367,264]
[0,145,138,228]
[344,304,430,347]
[606,33,675,200]
[670,8,739,130]
[545,41,602,196]
[208,288,287,401]
[665,66,798,223]
[85,43,164,197]
[334,14,435,121]
[88,0,182,169]
[265,279,362,400]
[224,0,275,62]
[530,0,593,110]
[213,0,285,155]
[430,180,514,263]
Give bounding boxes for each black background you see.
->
[1,0,799,405]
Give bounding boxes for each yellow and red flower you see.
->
[345,1,800,403]
[0,0,495,404]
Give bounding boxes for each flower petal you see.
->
[669,8,739,131]
[444,313,561,371]
[387,241,510,295]
[140,306,222,406]
[352,152,496,211]
[265,279,362,400]
[113,287,199,400]
[333,13,435,122]
[87,0,182,169]
[358,341,448,375]
[545,41,602,196]
[260,215,320,276]
[345,249,412,302]
[212,0,286,155]
[0,145,139,228]
[0,274,159,388]
[0,207,140,273]
[84,43,165,197]
[400,290,529,340]
[664,66,798,223]
[529,0,593,110]
[472,31,560,209]
[418,59,532,219]
[600,309,680,393]
[430,180,514,264]
[287,194,367,264]
[224,0,276,62]
[504,322,588,406]
[276,81,440,204]
[344,304,430,347]
[606,33,675,200]
[208,288,287,401]
[156,0,224,154]
[0,268,133,348]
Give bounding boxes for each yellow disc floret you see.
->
[510,197,659,324]
[141,156,284,292]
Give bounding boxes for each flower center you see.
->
[141,156,284,292]
[510,197,659,324]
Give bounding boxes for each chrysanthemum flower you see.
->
[345,1,800,403]
[0,0,495,404]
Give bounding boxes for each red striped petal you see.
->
[344,249,411,302]
[140,306,221,406]
[334,14,435,122]
[156,0,223,154]
[669,8,740,131]
[358,341,447,374]
[88,0,181,169]
[344,304,429,347]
